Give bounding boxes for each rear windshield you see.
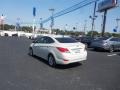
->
[94,37,109,41]
[55,37,78,43]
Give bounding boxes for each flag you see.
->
[113,28,117,32]
[33,7,36,17]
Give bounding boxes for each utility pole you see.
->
[89,1,97,37]
[49,8,55,34]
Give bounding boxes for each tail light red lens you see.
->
[56,47,70,53]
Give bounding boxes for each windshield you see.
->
[55,37,78,43]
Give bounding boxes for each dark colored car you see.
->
[4,33,8,36]
[12,33,18,36]
[90,37,120,52]
[76,36,95,47]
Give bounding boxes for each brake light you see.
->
[56,47,70,53]
[64,59,69,61]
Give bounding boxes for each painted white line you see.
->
[107,54,117,57]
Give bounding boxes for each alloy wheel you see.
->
[48,55,56,67]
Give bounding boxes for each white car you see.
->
[29,35,87,67]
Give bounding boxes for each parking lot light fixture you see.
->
[49,8,55,34]
[116,18,120,32]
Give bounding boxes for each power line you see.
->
[42,0,100,24]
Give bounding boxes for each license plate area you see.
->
[71,48,81,53]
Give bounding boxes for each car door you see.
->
[40,37,55,60]
[110,37,120,50]
[114,38,120,50]
[117,38,120,50]
[32,37,45,57]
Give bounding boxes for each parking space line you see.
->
[107,54,117,57]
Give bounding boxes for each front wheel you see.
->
[29,48,34,56]
[109,46,114,53]
[48,54,56,67]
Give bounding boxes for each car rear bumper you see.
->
[55,51,87,65]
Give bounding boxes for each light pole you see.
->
[83,20,87,35]
[64,24,68,35]
[116,18,120,33]
[16,18,20,31]
[101,15,104,34]
[40,18,43,30]
[49,8,55,34]
[0,14,6,30]
[75,23,78,31]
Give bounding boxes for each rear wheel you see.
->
[48,54,56,67]
[93,48,97,51]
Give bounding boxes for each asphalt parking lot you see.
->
[0,36,120,90]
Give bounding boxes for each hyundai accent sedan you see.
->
[29,35,87,67]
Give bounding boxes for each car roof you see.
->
[45,35,70,38]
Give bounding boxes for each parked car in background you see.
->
[29,35,87,67]
[90,37,120,52]
[76,36,95,47]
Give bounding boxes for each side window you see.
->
[118,38,120,42]
[110,38,118,42]
[34,37,54,44]
[37,37,45,43]
[45,37,55,44]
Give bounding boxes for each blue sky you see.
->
[0,0,120,33]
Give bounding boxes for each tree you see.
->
[4,24,15,30]
[111,33,120,37]
[87,31,99,37]
[104,32,112,37]
[21,26,32,32]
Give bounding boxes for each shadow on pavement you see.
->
[28,54,82,69]
[55,63,82,69]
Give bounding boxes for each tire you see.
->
[29,48,34,56]
[93,48,97,51]
[84,43,88,49]
[109,46,114,53]
[48,54,56,67]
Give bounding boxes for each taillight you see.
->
[56,47,70,53]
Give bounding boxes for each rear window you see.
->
[94,37,109,41]
[55,37,78,43]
